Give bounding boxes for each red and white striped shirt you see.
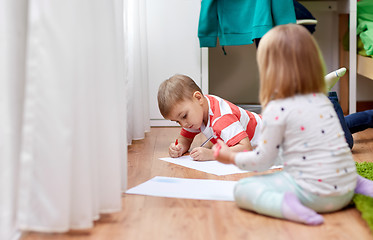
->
[180,95,262,147]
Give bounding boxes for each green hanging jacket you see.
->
[198,0,296,47]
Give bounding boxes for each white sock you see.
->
[325,67,347,91]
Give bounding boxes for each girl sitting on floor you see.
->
[212,24,373,225]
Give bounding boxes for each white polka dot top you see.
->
[235,93,357,196]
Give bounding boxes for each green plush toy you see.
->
[354,162,373,233]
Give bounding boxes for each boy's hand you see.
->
[190,147,214,161]
[169,142,184,158]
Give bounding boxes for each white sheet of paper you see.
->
[160,155,282,176]
[126,176,236,201]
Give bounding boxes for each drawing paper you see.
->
[159,155,282,176]
[126,176,236,201]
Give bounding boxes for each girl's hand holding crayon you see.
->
[212,140,236,165]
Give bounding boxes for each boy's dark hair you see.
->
[157,74,203,118]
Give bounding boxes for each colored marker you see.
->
[214,144,221,159]
[175,139,178,146]
[200,135,214,147]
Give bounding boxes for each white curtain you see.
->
[0,1,28,238]
[124,0,151,145]
[0,0,128,238]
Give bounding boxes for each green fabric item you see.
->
[198,0,296,47]
[342,0,373,57]
[343,34,370,57]
[353,162,373,233]
[357,0,373,56]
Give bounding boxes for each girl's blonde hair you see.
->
[157,74,203,118]
[257,24,327,108]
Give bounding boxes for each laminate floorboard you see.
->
[21,128,373,240]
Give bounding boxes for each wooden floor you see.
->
[22,127,373,240]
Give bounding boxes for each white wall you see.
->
[147,0,202,126]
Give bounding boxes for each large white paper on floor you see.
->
[160,155,282,176]
[126,176,236,201]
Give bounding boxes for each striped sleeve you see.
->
[222,99,259,141]
[212,114,248,147]
[180,128,200,139]
[207,95,261,147]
